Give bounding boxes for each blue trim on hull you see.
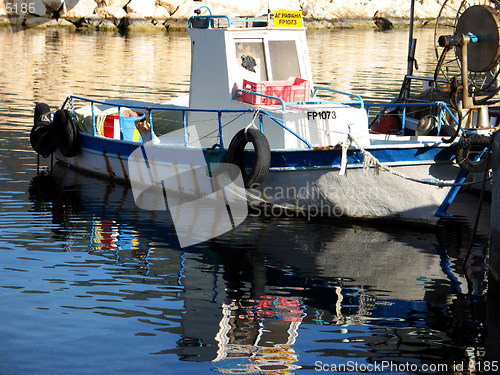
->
[267,146,456,170]
[79,132,457,171]
[80,132,139,158]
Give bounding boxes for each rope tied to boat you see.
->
[346,134,492,188]
[338,141,349,175]
[244,109,261,141]
[339,133,380,176]
[361,149,380,175]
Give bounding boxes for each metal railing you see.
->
[313,87,365,109]
[188,14,272,29]
[233,85,365,112]
[365,100,461,135]
[63,95,314,149]
[63,95,462,153]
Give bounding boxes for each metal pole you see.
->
[407,0,416,76]
[399,0,417,99]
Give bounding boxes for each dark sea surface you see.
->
[0,27,496,374]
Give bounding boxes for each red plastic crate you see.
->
[103,115,120,139]
[240,77,310,105]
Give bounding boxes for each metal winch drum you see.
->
[455,4,500,72]
[434,0,500,99]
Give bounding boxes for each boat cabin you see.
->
[188,15,313,109]
[187,11,369,150]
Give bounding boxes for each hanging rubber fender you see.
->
[53,109,80,157]
[455,134,491,173]
[30,102,57,158]
[226,128,271,188]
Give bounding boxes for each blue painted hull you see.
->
[268,145,455,171]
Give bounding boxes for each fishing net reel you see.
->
[434,0,500,114]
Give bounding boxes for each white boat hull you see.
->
[55,132,461,225]
[249,163,460,223]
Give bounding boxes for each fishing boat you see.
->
[30,1,500,242]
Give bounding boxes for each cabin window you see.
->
[235,41,268,82]
[268,40,301,80]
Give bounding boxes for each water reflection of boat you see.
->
[28,167,490,371]
[182,219,487,367]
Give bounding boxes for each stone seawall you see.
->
[0,0,461,31]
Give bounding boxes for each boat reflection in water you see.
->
[28,165,490,373]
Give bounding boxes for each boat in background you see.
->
[30,1,500,231]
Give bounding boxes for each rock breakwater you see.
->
[0,0,460,31]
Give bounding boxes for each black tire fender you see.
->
[30,102,57,158]
[226,128,271,188]
[455,134,491,173]
[53,109,80,157]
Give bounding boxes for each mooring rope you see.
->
[346,134,492,188]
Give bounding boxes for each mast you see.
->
[399,0,417,99]
[407,0,416,77]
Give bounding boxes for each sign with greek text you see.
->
[274,10,303,28]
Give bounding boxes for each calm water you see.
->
[0,27,496,374]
